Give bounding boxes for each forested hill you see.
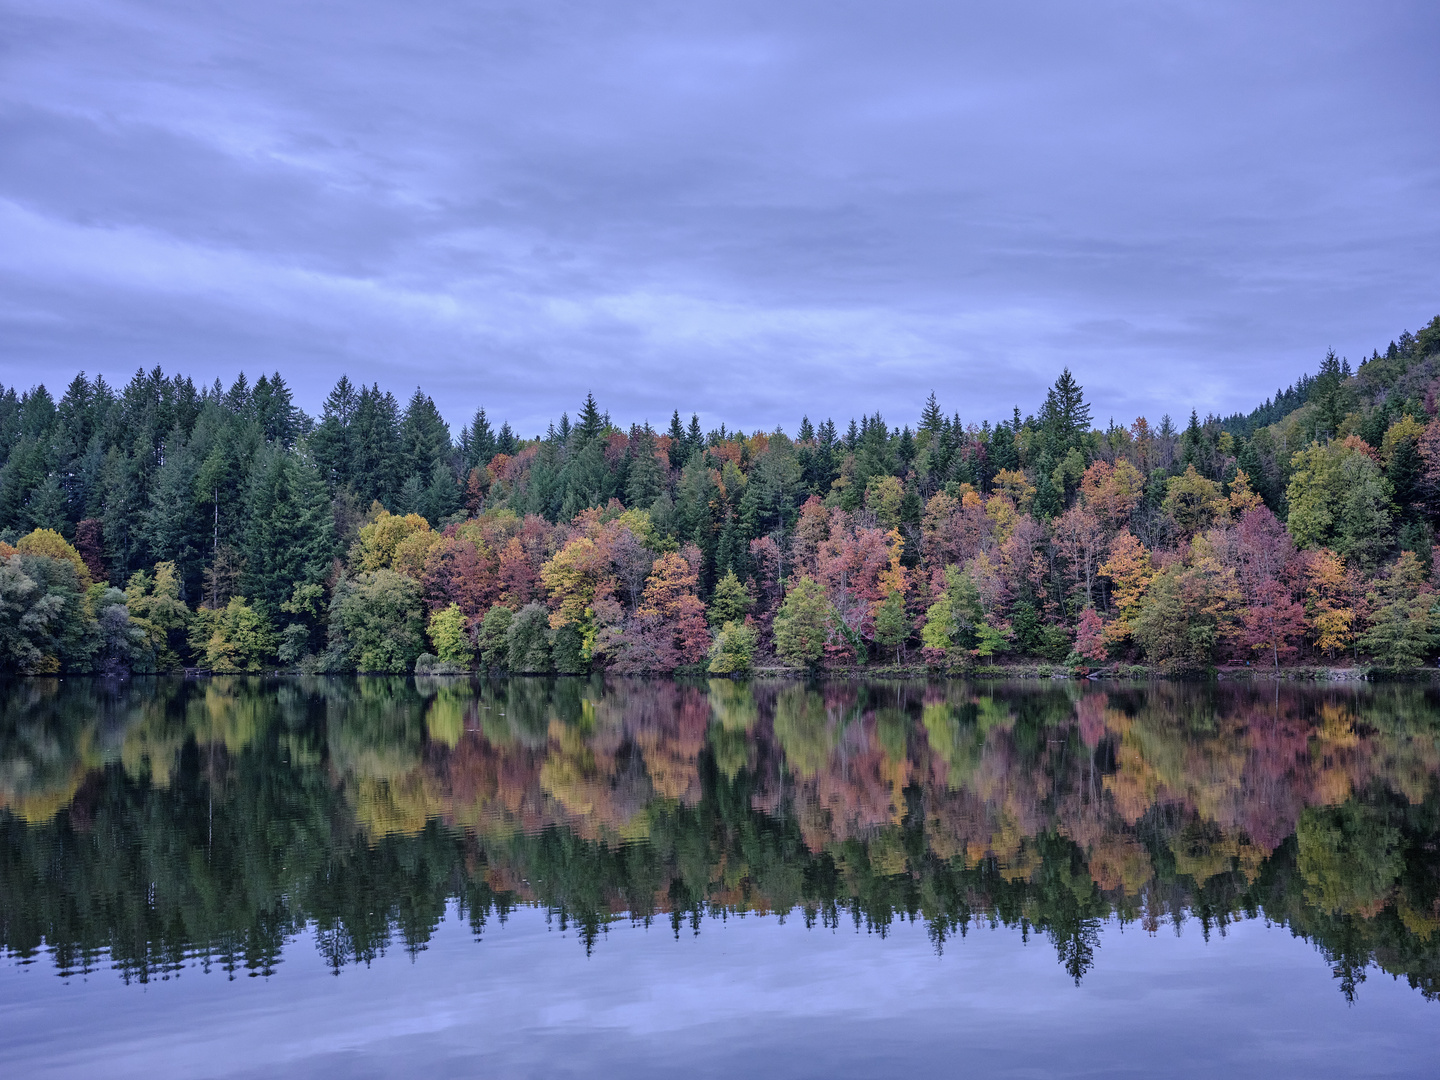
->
[0,314,1438,677]
[1221,318,1440,437]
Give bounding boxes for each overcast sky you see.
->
[2,1,1437,436]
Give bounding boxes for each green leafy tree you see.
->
[125,561,192,668]
[550,623,587,674]
[1286,439,1395,567]
[708,569,754,627]
[278,581,326,664]
[872,589,909,662]
[15,529,91,587]
[91,584,150,671]
[0,557,65,673]
[1358,551,1437,666]
[331,570,426,672]
[477,604,514,669]
[1162,466,1225,535]
[427,603,475,667]
[1131,559,1238,665]
[921,566,985,654]
[190,596,277,672]
[506,602,553,673]
[772,576,830,670]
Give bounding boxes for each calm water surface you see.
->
[1,677,1438,1077]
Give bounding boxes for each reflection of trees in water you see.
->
[0,677,1438,998]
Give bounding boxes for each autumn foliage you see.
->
[6,320,1440,673]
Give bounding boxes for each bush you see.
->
[414,652,469,676]
[708,620,758,674]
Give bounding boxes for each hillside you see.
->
[0,315,1438,676]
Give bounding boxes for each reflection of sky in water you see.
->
[1,906,1433,1079]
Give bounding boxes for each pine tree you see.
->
[920,392,943,435]
[576,393,604,446]
[496,421,518,455]
[351,385,403,506]
[625,424,664,509]
[401,388,452,481]
[311,376,358,492]
[1039,369,1091,456]
[462,407,496,471]
[241,447,336,612]
[251,373,300,446]
[423,457,461,523]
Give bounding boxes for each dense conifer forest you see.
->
[2,315,1439,676]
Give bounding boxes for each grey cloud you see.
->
[0,0,1437,434]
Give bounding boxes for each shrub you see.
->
[708,620,758,674]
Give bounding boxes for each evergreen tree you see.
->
[351,385,403,506]
[920,392,943,436]
[496,421,518,456]
[686,414,703,459]
[422,457,462,523]
[241,447,336,612]
[462,408,496,471]
[145,429,206,597]
[311,375,359,492]
[1039,369,1091,457]
[401,389,452,482]
[575,393,605,446]
[251,373,301,446]
[625,424,664,509]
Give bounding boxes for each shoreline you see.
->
[17,662,1440,682]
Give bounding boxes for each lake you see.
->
[1,676,1437,1077]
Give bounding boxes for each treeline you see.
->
[2,678,1437,996]
[2,316,1440,675]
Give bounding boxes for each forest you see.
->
[1,315,1440,676]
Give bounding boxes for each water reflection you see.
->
[1,677,1438,1000]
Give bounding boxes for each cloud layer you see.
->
[2,0,1437,434]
